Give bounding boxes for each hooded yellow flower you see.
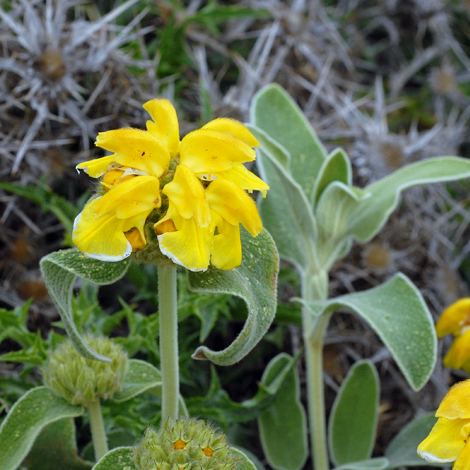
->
[73,98,267,270]
[436,299,470,373]
[418,379,470,469]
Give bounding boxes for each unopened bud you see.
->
[42,336,128,406]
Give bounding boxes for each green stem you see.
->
[87,399,108,462]
[302,270,330,470]
[158,264,179,422]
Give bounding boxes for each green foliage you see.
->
[113,359,162,402]
[301,273,436,391]
[385,414,444,468]
[249,84,470,469]
[247,128,317,271]
[250,84,327,199]
[0,387,84,470]
[328,361,379,466]
[39,249,130,361]
[0,300,63,368]
[186,357,298,429]
[92,447,137,470]
[312,148,351,205]
[346,157,470,244]
[178,274,232,342]
[250,84,470,272]
[188,228,279,365]
[258,354,308,470]
[25,419,93,470]
[334,458,390,470]
[230,448,257,470]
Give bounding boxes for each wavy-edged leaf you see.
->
[300,273,436,391]
[251,84,327,199]
[258,354,308,470]
[254,140,317,272]
[40,249,130,361]
[347,157,470,243]
[329,361,379,466]
[24,418,93,470]
[189,228,278,365]
[385,414,444,468]
[0,387,83,470]
[334,458,389,470]
[92,447,137,470]
[312,148,352,205]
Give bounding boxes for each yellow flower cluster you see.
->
[418,379,470,469]
[436,299,470,373]
[72,99,268,271]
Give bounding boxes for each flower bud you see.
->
[42,336,128,406]
[135,419,236,470]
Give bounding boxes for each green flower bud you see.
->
[135,419,237,470]
[42,336,128,406]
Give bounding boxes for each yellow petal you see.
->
[444,330,470,371]
[454,440,470,470]
[96,128,170,178]
[212,163,269,196]
[179,129,256,177]
[125,227,146,252]
[436,299,470,338]
[72,198,132,261]
[162,164,210,227]
[201,118,259,147]
[93,176,161,219]
[143,99,180,157]
[72,177,160,261]
[418,417,468,463]
[157,214,213,272]
[437,380,470,419]
[76,155,115,178]
[210,213,242,270]
[205,179,262,237]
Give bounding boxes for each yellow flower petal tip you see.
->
[437,379,470,419]
[201,118,260,147]
[417,414,470,466]
[72,209,133,262]
[417,449,454,463]
[436,298,470,338]
[143,98,180,157]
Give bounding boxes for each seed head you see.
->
[42,336,128,406]
[135,419,236,470]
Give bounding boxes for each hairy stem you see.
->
[302,270,330,470]
[87,398,108,462]
[158,264,179,422]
